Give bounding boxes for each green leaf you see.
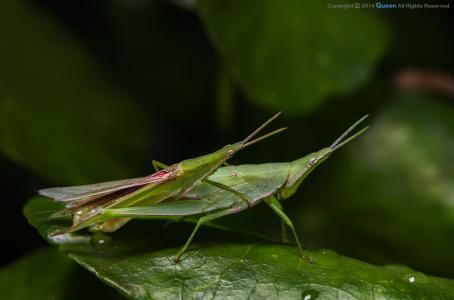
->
[24,196,454,299]
[0,247,73,300]
[0,0,148,184]
[196,0,390,114]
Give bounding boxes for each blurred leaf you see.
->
[105,0,215,118]
[298,93,454,277]
[0,247,125,300]
[196,0,390,114]
[98,0,219,161]
[24,196,454,299]
[0,247,73,300]
[387,11,454,69]
[0,0,148,184]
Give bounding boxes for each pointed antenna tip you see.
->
[331,125,369,151]
[242,112,283,144]
[330,114,370,150]
[271,111,283,120]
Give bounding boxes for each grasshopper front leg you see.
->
[265,196,313,263]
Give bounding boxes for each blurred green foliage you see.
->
[197,0,389,113]
[0,247,124,299]
[0,247,73,300]
[0,0,149,184]
[305,94,454,276]
[0,0,453,298]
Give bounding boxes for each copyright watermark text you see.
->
[326,2,450,10]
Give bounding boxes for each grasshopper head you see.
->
[221,142,244,160]
[180,113,286,173]
[283,147,332,197]
[220,112,287,160]
[281,115,369,199]
[302,147,332,172]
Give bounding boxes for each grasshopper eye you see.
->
[308,158,317,166]
[227,150,234,156]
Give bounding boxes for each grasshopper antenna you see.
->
[241,111,287,148]
[243,127,287,148]
[241,112,287,148]
[242,112,282,144]
[330,114,369,151]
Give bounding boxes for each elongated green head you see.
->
[179,112,287,178]
[280,115,369,200]
[209,112,288,160]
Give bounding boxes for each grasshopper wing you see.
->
[38,169,176,204]
[38,177,152,202]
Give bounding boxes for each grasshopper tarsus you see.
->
[302,254,316,264]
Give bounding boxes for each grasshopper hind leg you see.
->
[175,206,246,262]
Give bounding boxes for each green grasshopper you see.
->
[39,112,286,235]
[45,115,368,262]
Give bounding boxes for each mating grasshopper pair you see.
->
[39,113,369,262]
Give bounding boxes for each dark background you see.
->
[1,0,453,279]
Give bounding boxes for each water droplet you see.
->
[90,234,113,250]
[49,233,71,244]
[48,231,90,245]
[319,249,336,256]
[401,272,428,285]
[301,289,319,300]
